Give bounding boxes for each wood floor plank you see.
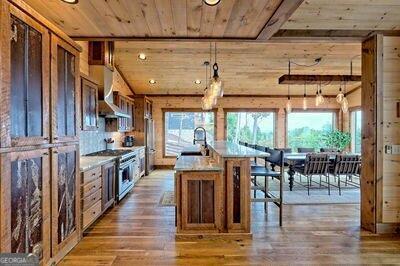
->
[60,170,400,265]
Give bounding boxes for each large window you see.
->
[351,110,362,153]
[287,111,335,151]
[226,111,275,147]
[164,111,215,156]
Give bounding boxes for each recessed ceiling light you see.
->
[203,0,221,6]
[194,79,201,84]
[61,0,79,4]
[138,53,146,60]
[149,79,156,84]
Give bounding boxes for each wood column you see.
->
[361,35,383,233]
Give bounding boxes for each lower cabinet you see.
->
[176,171,222,234]
[51,145,81,261]
[102,162,115,211]
[81,166,102,230]
[0,149,51,264]
[226,159,250,233]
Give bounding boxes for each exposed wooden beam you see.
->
[141,94,337,98]
[279,74,361,85]
[273,29,400,42]
[257,0,304,41]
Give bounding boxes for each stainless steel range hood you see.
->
[91,66,130,119]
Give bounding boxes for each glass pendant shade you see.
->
[336,87,344,104]
[303,95,307,110]
[341,97,349,113]
[315,91,320,106]
[210,63,223,98]
[318,90,325,104]
[286,98,292,113]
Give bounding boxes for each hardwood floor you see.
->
[61,170,400,265]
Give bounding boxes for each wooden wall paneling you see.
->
[0,148,51,264]
[51,34,80,143]
[360,35,382,233]
[51,144,81,262]
[0,5,50,148]
[381,36,400,224]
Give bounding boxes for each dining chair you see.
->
[298,147,315,153]
[293,153,330,195]
[250,149,284,226]
[329,154,361,195]
[275,148,293,154]
[239,140,245,146]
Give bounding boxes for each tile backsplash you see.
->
[80,118,125,155]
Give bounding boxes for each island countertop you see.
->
[208,141,270,158]
[174,155,223,172]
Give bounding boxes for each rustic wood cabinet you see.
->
[88,41,114,71]
[51,34,80,143]
[176,171,223,234]
[226,159,250,233]
[81,166,103,230]
[0,4,50,148]
[106,92,135,132]
[0,148,51,263]
[101,161,115,211]
[81,75,98,131]
[51,145,80,261]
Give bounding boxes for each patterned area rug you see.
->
[159,191,175,206]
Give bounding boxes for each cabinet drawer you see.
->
[82,178,102,198]
[82,200,102,229]
[82,189,102,211]
[82,166,102,185]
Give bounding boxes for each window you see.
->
[351,110,362,153]
[164,111,215,156]
[287,111,335,151]
[226,111,275,147]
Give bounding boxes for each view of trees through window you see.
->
[351,110,362,153]
[287,112,335,151]
[164,112,214,156]
[226,112,275,147]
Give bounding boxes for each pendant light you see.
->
[315,85,320,106]
[303,83,307,110]
[201,61,213,110]
[286,85,292,113]
[318,82,325,104]
[336,81,344,103]
[209,42,223,98]
[341,81,349,113]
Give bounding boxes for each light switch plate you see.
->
[392,145,400,155]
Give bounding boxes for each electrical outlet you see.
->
[385,145,392,154]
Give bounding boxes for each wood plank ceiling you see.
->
[282,0,400,30]
[115,41,361,95]
[23,0,283,38]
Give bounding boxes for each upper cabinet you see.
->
[51,35,80,143]
[88,41,114,71]
[81,75,98,131]
[0,5,50,148]
[105,92,135,132]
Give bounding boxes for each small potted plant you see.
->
[323,130,351,152]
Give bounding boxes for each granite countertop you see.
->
[80,156,117,172]
[208,141,270,158]
[80,146,146,172]
[174,156,223,172]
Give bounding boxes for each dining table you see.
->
[284,153,360,191]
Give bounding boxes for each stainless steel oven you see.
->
[117,153,136,201]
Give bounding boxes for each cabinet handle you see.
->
[92,211,96,215]
[92,197,96,200]
[91,173,96,176]
[43,152,49,156]
[10,24,17,42]
[92,185,96,189]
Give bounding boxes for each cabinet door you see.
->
[81,77,98,131]
[0,4,50,148]
[51,145,80,258]
[0,149,50,263]
[102,162,115,211]
[51,35,80,143]
[226,159,250,233]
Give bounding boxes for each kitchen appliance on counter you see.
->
[86,149,137,202]
[123,136,135,147]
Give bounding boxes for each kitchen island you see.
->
[174,141,269,238]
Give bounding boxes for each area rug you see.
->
[159,191,175,206]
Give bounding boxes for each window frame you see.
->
[224,108,278,147]
[349,106,362,153]
[285,108,340,149]
[162,108,217,158]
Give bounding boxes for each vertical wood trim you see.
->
[0,1,11,149]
